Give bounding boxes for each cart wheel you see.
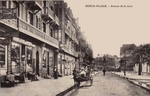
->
[77,81,80,88]
[20,73,26,83]
[74,81,77,88]
[90,79,93,86]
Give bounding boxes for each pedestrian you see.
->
[103,68,106,76]
[79,67,86,77]
[54,66,58,79]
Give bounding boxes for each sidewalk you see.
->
[0,75,74,96]
[113,72,150,91]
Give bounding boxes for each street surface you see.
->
[67,72,150,96]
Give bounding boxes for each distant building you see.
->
[94,54,118,71]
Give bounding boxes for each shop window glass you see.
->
[49,51,53,67]
[11,42,20,73]
[0,46,5,68]
[27,46,33,68]
[42,51,47,68]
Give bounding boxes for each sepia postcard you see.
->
[0,0,150,96]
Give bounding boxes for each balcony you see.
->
[0,19,17,30]
[18,18,59,48]
[75,38,79,45]
[26,1,42,14]
[42,7,54,22]
[65,26,71,38]
[14,0,25,4]
[63,45,69,53]
[54,15,59,26]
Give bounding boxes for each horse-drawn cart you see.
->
[73,68,93,88]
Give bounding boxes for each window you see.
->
[12,1,16,8]
[43,22,46,33]
[29,12,33,25]
[0,46,5,68]
[27,46,33,68]
[25,6,27,22]
[38,18,41,30]
[55,30,58,40]
[8,1,11,8]
[2,1,6,8]
[8,1,16,8]
[42,51,47,68]
[11,42,20,73]
[50,6,53,11]
[58,30,61,41]
[36,16,38,28]
[43,1,46,7]
[49,28,53,37]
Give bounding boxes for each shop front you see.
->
[41,45,55,78]
[11,37,36,82]
[0,44,7,82]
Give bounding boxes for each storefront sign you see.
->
[0,8,17,19]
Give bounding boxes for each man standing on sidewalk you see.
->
[54,66,58,79]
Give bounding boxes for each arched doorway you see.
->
[36,51,39,76]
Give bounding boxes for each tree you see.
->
[131,44,149,75]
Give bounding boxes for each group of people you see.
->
[73,67,107,77]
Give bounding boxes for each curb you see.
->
[113,73,150,91]
[128,79,150,92]
[55,85,75,96]
[56,72,100,96]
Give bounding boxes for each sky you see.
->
[64,0,150,57]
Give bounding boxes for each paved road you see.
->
[67,72,150,96]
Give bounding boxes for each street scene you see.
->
[66,72,150,96]
[0,0,150,96]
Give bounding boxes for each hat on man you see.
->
[81,67,84,70]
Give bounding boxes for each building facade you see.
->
[0,0,81,83]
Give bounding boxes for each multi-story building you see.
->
[54,1,79,76]
[94,54,117,71]
[0,0,83,83]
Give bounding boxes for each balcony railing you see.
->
[0,19,17,30]
[36,1,42,7]
[65,26,71,37]
[63,45,69,53]
[54,15,59,26]
[42,7,54,21]
[74,52,79,57]
[75,38,79,45]
[18,18,58,48]
[26,1,42,11]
